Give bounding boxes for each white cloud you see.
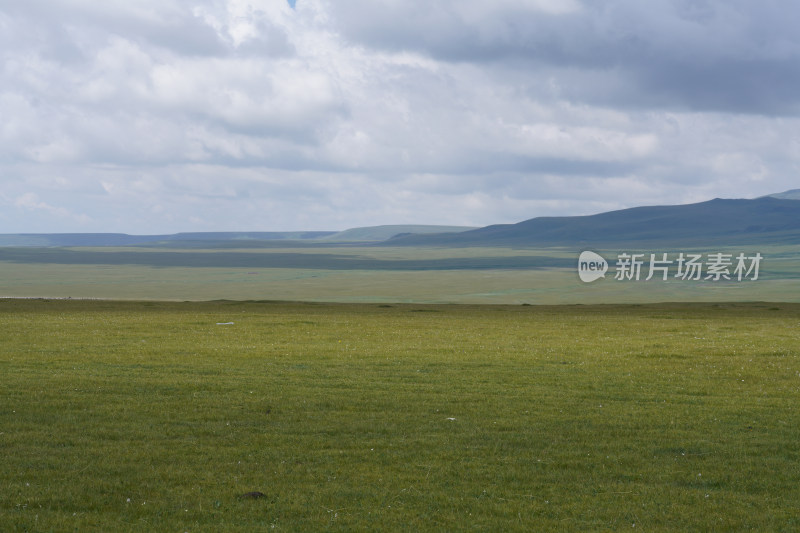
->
[0,0,798,233]
[13,192,92,225]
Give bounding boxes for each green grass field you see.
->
[2,299,800,531]
[1,244,798,303]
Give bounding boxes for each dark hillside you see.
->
[385,197,800,247]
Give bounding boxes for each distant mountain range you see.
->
[0,225,476,247]
[387,195,800,247]
[1,191,798,248]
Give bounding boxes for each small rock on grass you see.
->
[240,491,267,500]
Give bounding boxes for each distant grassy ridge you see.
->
[0,244,795,276]
[4,196,799,250]
[0,247,570,270]
[2,195,798,303]
[0,232,338,247]
[1,243,798,303]
[323,225,477,242]
[0,226,477,248]
[386,197,800,247]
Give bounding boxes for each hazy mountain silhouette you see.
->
[2,194,798,248]
[385,197,800,247]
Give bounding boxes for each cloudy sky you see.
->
[1,0,798,233]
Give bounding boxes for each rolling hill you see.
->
[2,193,798,249]
[767,189,800,200]
[0,226,475,247]
[0,231,336,247]
[322,225,477,242]
[384,197,800,247]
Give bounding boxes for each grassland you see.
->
[1,244,798,303]
[2,299,800,531]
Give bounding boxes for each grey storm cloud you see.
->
[331,0,800,115]
[0,0,798,233]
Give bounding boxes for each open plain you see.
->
[1,243,798,304]
[2,298,799,531]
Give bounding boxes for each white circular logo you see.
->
[578,251,608,283]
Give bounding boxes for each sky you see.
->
[1,0,799,233]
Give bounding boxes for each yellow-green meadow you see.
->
[2,299,799,531]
